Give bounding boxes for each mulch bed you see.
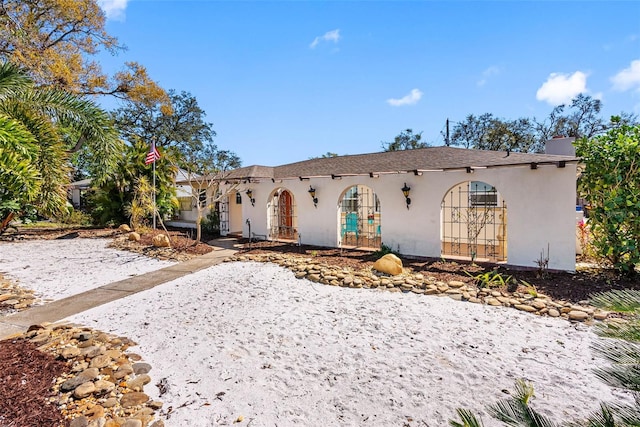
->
[0,338,70,427]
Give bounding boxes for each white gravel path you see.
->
[0,238,176,301]
[66,261,631,427]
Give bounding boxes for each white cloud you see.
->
[611,59,640,92]
[310,29,341,49]
[98,0,128,21]
[386,88,423,107]
[536,71,589,105]
[477,66,501,87]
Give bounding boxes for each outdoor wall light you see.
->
[401,183,411,209]
[245,189,255,207]
[308,185,318,207]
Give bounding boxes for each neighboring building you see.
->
[67,178,92,208]
[178,146,581,271]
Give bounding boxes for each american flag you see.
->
[145,142,161,165]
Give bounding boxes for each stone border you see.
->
[226,253,610,323]
[0,275,40,314]
[8,323,165,427]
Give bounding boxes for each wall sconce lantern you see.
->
[245,189,255,207]
[401,183,411,209]
[308,185,318,207]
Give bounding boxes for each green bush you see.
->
[201,209,220,236]
[57,205,93,226]
[575,121,640,276]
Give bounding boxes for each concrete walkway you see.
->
[0,239,238,339]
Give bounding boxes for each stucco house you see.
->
[171,146,580,271]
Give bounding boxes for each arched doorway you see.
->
[268,188,297,240]
[441,181,507,262]
[338,185,381,249]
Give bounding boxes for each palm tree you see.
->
[0,62,120,232]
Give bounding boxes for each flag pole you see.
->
[152,142,157,230]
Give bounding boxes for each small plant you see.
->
[466,270,513,289]
[373,242,400,258]
[534,244,550,279]
[520,280,538,297]
[310,250,318,257]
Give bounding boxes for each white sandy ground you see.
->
[0,239,176,301]
[62,261,633,427]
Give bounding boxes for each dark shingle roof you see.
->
[225,146,579,181]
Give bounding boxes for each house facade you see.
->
[177,147,580,271]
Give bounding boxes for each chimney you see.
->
[545,136,576,156]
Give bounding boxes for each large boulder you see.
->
[152,234,170,248]
[128,232,141,242]
[372,253,403,276]
[118,224,131,232]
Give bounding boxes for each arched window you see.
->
[441,181,507,262]
[338,185,381,249]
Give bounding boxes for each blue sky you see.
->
[96,0,640,167]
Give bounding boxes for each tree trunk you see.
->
[196,207,203,242]
[0,212,15,235]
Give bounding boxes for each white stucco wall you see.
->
[220,163,577,271]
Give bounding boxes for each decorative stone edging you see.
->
[225,253,611,323]
[0,276,40,313]
[11,323,165,427]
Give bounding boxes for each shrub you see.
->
[201,209,220,237]
[575,121,640,275]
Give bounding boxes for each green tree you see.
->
[575,122,640,275]
[535,95,636,142]
[0,0,168,107]
[381,129,428,151]
[0,62,120,232]
[309,152,339,159]
[112,90,214,156]
[89,139,178,226]
[451,114,538,152]
[451,95,637,154]
[102,90,240,231]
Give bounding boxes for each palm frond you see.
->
[590,290,640,315]
[593,365,640,392]
[0,62,32,102]
[488,380,559,427]
[595,321,640,343]
[592,339,640,365]
[614,398,640,425]
[565,403,616,427]
[449,408,485,427]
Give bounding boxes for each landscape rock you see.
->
[132,362,152,375]
[118,224,131,232]
[372,254,403,276]
[74,382,96,399]
[151,234,170,248]
[120,392,149,408]
[128,232,141,242]
[568,310,589,321]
